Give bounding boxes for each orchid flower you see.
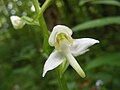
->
[42,25,99,78]
[10,16,25,29]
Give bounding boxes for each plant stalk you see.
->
[32,0,69,90]
[56,68,69,90]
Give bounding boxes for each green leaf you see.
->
[21,16,40,26]
[79,0,91,6]
[86,53,120,70]
[72,16,120,32]
[79,0,120,7]
[91,0,120,7]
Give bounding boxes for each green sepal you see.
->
[21,16,40,26]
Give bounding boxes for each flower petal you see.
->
[42,50,65,77]
[70,38,99,56]
[65,52,85,78]
[49,25,73,46]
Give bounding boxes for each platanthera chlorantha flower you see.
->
[10,16,25,29]
[42,25,99,78]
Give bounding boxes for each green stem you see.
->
[56,68,69,90]
[32,0,50,54]
[32,0,69,90]
[39,16,50,54]
[32,0,53,22]
[32,0,40,12]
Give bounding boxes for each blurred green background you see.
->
[0,0,120,90]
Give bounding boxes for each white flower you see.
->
[42,25,99,78]
[31,4,35,12]
[10,16,25,29]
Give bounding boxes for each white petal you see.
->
[65,52,85,78]
[10,16,25,29]
[70,38,99,56]
[49,25,73,46]
[42,50,65,77]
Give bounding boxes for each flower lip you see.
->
[49,25,73,46]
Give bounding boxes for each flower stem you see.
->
[56,68,69,90]
[32,0,69,90]
[32,0,53,22]
[32,0,51,54]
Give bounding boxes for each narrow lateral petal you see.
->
[42,50,65,77]
[70,38,99,56]
[65,52,85,78]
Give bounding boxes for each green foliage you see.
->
[79,0,91,6]
[90,0,120,7]
[79,0,120,7]
[72,17,120,31]
[86,53,120,70]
